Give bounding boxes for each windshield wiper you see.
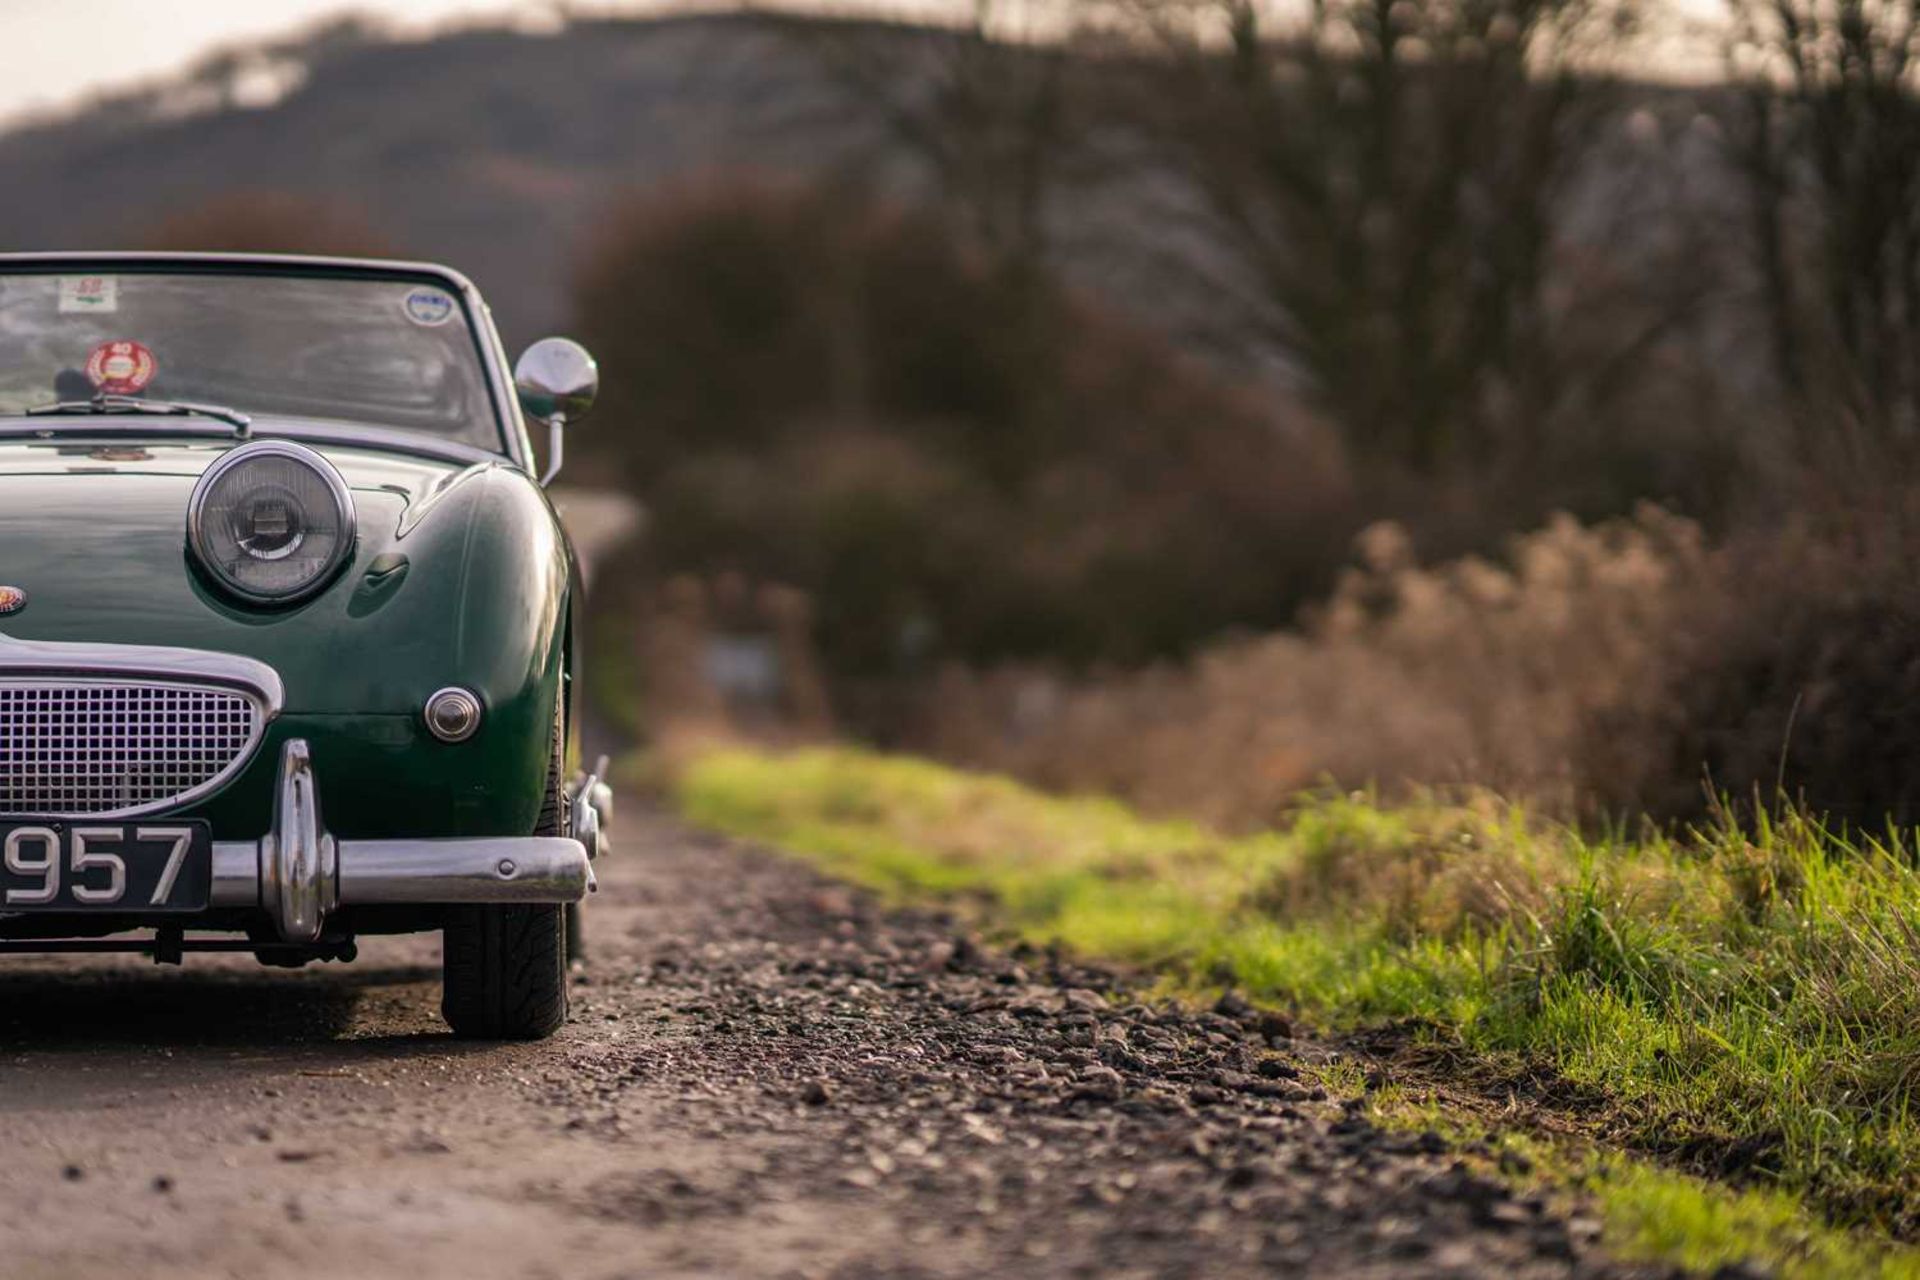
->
[25,394,252,435]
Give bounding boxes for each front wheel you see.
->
[441,903,569,1039]
[441,700,571,1039]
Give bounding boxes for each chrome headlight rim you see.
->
[187,440,357,607]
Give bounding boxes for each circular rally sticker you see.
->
[403,287,454,327]
[85,339,157,394]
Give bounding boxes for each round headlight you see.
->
[188,441,356,604]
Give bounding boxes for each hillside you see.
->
[0,9,1707,371]
[0,13,880,346]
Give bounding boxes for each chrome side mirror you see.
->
[514,337,599,486]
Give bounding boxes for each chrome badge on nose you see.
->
[0,586,25,615]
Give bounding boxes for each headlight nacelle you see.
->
[187,441,356,605]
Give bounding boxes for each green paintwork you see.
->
[0,435,572,840]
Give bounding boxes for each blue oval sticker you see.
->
[403,287,454,327]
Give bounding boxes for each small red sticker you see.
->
[85,339,156,394]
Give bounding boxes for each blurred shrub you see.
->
[921,494,1920,828]
[139,191,394,257]
[920,506,1712,827]
[1596,494,1920,824]
[574,180,1354,686]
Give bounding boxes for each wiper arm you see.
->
[26,394,252,435]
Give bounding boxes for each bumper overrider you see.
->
[221,738,593,943]
[0,632,594,944]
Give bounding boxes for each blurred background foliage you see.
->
[12,0,1920,823]
[571,180,1350,677]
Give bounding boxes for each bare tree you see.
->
[1121,0,1643,473]
[785,4,1088,286]
[1726,0,1920,457]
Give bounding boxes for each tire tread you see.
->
[440,702,570,1039]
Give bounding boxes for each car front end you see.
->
[0,253,604,1036]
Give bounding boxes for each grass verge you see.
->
[673,744,1920,1278]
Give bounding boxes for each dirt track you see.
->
[0,813,1672,1280]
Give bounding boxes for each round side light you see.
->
[423,687,483,743]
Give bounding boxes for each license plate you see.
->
[0,821,211,912]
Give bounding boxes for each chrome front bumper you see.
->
[213,738,592,942]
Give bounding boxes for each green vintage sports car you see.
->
[0,252,610,1039]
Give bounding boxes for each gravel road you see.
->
[0,813,1674,1280]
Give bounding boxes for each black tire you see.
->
[440,705,570,1040]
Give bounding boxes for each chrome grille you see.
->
[0,679,264,817]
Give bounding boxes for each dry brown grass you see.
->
[917,505,1710,827]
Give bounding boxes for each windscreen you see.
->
[0,270,502,449]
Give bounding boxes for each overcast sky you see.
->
[0,0,1724,127]
[0,1,616,124]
